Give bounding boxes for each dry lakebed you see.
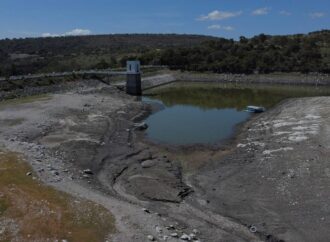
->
[0,78,330,242]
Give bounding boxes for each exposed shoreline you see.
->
[0,74,330,241]
[175,72,330,86]
[1,70,330,102]
[141,71,330,92]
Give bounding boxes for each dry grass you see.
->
[0,151,115,242]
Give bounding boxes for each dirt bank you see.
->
[0,76,329,242]
[2,71,330,102]
[175,72,330,86]
[190,97,330,242]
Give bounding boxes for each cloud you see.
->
[198,10,242,21]
[65,29,92,36]
[41,33,59,37]
[309,12,325,19]
[207,25,234,31]
[42,28,92,38]
[252,8,270,16]
[279,10,292,16]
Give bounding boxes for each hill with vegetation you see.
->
[0,31,329,76]
[140,30,330,74]
[0,34,217,76]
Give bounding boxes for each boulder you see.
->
[83,169,93,175]
[141,160,156,168]
[170,233,178,238]
[134,122,148,131]
[147,235,155,241]
[180,234,191,240]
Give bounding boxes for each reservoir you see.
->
[143,82,330,145]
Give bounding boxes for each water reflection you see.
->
[143,82,330,145]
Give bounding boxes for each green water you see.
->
[143,82,330,145]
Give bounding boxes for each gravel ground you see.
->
[190,97,330,242]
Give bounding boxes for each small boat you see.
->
[246,106,266,113]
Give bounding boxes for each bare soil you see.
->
[189,97,330,242]
[0,78,329,242]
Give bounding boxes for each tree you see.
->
[94,59,110,69]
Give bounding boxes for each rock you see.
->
[163,235,169,240]
[26,172,32,176]
[134,122,149,131]
[189,233,196,239]
[166,225,175,230]
[48,165,55,171]
[142,208,150,213]
[52,171,59,176]
[170,233,178,238]
[249,225,257,233]
[155,226,162,233]
[147,235,155,241]
[53,177,62,182]
[180,234,191,240]
[192,229,199,234]
[141,160,156,168]
[83,169,93,175]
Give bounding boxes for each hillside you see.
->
[0,31,329,76]
[0,34,218,76]
[140,30,330,74]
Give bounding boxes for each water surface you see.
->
[143,82,330,145]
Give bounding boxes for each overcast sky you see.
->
[0,0,329,39]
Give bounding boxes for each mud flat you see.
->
[0,77,329,241]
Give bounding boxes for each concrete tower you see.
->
[126,61,142,95]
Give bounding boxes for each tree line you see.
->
[0,31,329,76]
[137,30,330,74]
